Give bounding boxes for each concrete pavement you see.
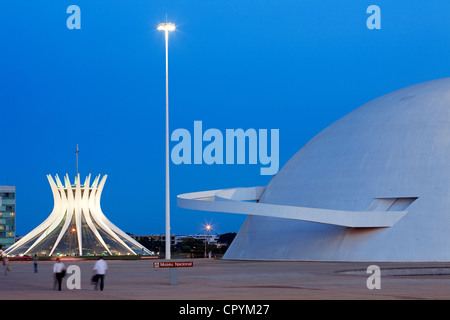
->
[1,258,450,300]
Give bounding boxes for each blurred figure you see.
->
[52,257,66,291]
[2,255,9,276]
[92,256,108,291]
[33,254,39,273]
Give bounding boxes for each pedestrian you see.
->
[2,255,9,276]
[33,254,39,273]
[92,256,108,291]
[52,257,66,291]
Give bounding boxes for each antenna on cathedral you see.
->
[75,144,80,176]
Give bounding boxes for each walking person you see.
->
[52,257,66,291]
[33,254,39,273]
[2,255,9,276]
[92,256,108,291]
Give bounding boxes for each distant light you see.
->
[157,22,176,31]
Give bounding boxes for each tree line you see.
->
[136,232,237,257]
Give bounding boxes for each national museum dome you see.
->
[179,77,450,261]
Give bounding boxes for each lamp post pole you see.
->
[204,224,212,258]
[158,21,175,260]
[165,28,170,260]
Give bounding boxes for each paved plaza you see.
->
[1,258,450,300]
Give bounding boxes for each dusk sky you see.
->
[1,1,450,236]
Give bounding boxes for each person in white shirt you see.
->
[92,256,108,291]
[52,258,66,291]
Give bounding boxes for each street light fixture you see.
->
[158,20,175,260]
[157,22,176,32]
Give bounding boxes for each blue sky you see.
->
[1,1,450,236]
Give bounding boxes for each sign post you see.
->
[153,261,194,285]
[170,268,178,285]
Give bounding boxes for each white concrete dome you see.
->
[223,77,450,261]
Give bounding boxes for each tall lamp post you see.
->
[158,21,175,260]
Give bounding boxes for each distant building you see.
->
[131,234,219,246]
[131,234,176,246]
[176,234,219,245]
[0,186,15,249]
